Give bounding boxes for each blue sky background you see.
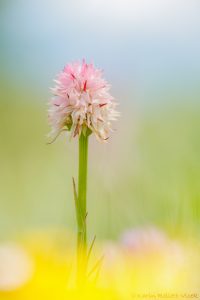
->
[1,0,200,103]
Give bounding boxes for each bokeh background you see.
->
[0,0,200,296]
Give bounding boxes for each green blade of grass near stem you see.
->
[87,255,104,279]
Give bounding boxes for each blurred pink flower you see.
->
[120,227,168,254]
[120,227,185,264]
[48,59,119,141]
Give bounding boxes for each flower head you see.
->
[48,60,119,141]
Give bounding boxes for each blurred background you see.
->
[0,0,200,296]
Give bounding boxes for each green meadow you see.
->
[0,85,200,241]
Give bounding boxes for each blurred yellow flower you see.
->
[0,229,199,300]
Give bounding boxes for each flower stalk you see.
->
[76,131,89,284]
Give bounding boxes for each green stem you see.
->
[77,132,88,283]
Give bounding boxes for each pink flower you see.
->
[48,60,119,141]
[120,227,168,254]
